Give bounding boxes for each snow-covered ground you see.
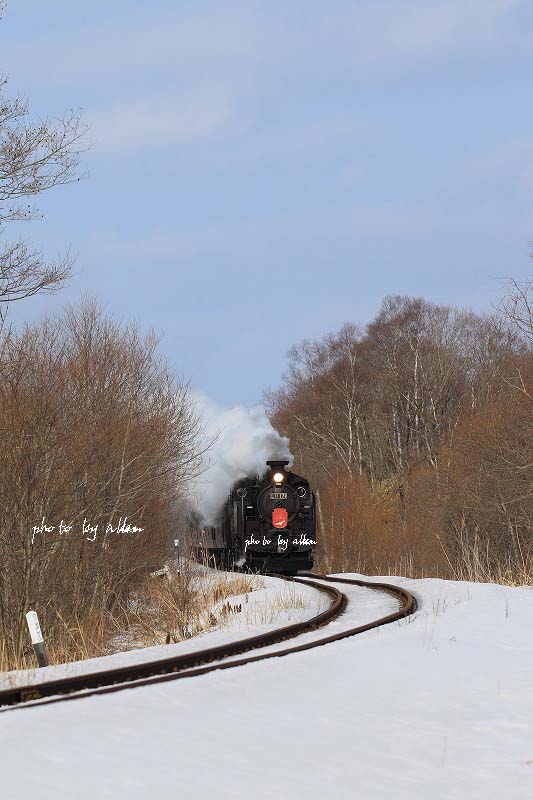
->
[1,575,531,799]
[0,573,330,690]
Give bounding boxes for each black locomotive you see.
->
[199,459,316,575]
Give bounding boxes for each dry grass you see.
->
[437,524,532,587]
[0,562,262,672]
[0,609,118,673]
[215,581,311,628]
[84,569,312,649]
[318,525,532,587]
[317,548,442,581]
[0,561,313,673]
[123,565,263,647]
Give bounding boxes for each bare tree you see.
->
[268,292,530,580]
[499,278,532,343]
[0,299,206,664]
[0,20,88,322]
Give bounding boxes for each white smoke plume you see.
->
[192,392,293,524]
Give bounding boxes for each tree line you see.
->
[267,283,532,582]
[0,300,205,664]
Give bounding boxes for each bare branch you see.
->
[0,60,89,316]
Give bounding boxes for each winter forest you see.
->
[268,289,532,578]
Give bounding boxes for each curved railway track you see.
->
[0,573,416,712]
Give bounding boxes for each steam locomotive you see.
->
[198,459,317,575]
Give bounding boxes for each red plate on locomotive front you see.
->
[272,508,288,529]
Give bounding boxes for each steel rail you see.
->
[0,574,416,712]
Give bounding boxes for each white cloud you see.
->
[339,0,520,67]
[1,3,261,90]
[465,136,533,189]
[4,1,523,92]
[3,0,523,158]
[349,203,438,235]
[85,198,438,275]
[90,88,243,154]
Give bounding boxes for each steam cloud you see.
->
[192,392,293,524]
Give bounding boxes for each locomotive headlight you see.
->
[273,472,284,484]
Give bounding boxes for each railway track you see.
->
[0,573,416,712]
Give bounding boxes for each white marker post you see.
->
[25,611,49,668]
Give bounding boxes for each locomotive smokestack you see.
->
[266,459,290,470]
[267,459,290,485]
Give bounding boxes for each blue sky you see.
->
[2,1,532,405]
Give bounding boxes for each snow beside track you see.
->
[0,573,329,690]
[1,575,532,800]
